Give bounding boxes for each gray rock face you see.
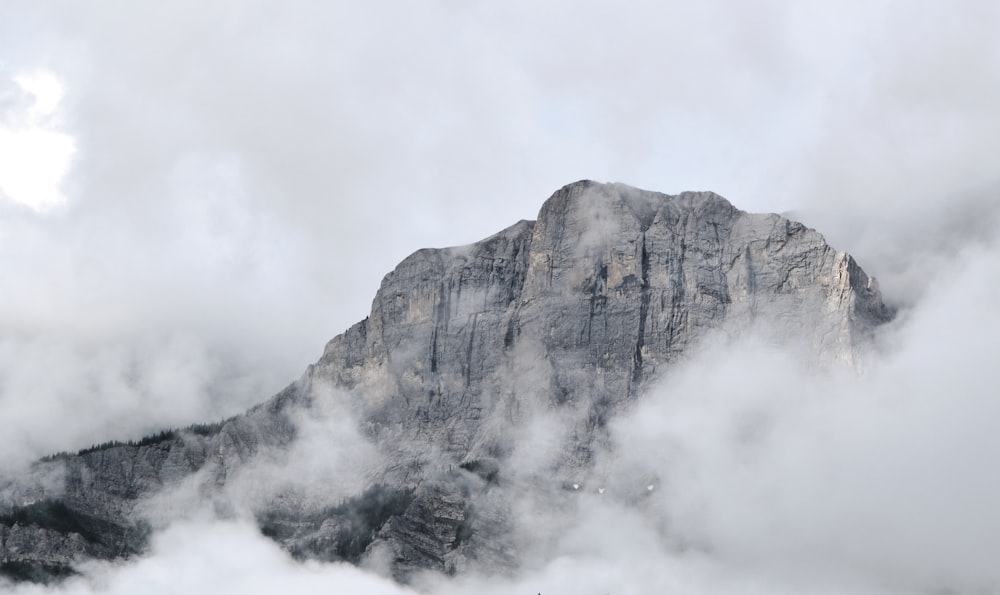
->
[0,181,892,582]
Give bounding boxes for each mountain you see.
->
[0,180,892,583]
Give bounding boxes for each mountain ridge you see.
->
[0,180,892,583]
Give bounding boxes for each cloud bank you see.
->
[1,0,998,592]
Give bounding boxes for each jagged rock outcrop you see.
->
[0,181,892,582]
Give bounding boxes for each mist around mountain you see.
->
[3,1,1000,593]
[2,180,1000,595]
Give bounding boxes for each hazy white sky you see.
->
[1,1,999,592]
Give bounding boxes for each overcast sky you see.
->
[1,1,999,592]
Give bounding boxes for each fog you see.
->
[1,0,999,592]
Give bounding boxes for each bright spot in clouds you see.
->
[0,71,75,212]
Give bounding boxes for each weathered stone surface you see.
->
[0,181,892,583]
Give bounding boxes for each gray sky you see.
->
[1,1,999,592]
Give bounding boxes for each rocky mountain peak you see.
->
[0,181,893,583]
[541,180,736,227]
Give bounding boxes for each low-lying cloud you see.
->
[4,520,416,595]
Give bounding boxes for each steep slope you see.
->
[0,181,892,582]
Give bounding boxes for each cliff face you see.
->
[0,181,892,581]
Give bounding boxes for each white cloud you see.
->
[15,72,65,117]
[0,71,75,211]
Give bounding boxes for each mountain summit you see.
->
[0,181,892,582]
